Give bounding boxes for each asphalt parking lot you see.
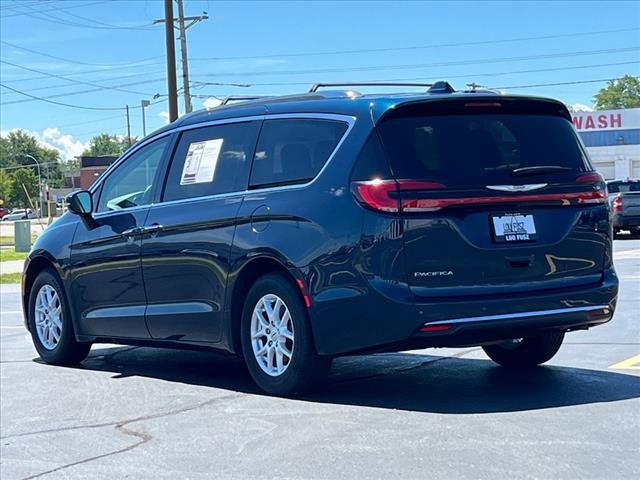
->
[1,240,639,480]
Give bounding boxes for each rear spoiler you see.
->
[374,95,571,124]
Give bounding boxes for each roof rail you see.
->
[219,95,270,106]
[427,81,455,94]
[309,82,433,93]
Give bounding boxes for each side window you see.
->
[97,136,170,212]
[163,121,260,202]
[249,118,348,188]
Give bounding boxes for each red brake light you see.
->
[352,179,446,212]
[420,324,453,332]
[612,196,624,212]
[352,179,400,212]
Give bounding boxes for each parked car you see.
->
[606,178,640,205]
[0,205,8,219]
[2,208,36,221]
[612,191,640,236]
[22,82,618,395]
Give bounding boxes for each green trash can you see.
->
[14,219,31,253]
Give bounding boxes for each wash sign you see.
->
[572,108,640,132]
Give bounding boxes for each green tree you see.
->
[594,75,640,110]
[9,168,39,209]
[0,169,11,206]
[0,130,64,188]
[82,133,134,157]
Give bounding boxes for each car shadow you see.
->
[44,345,640,415]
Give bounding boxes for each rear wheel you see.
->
[28,269,91,365]
[240,273,330,395]
[482,331,565,368]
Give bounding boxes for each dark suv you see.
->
[22,82,618,395]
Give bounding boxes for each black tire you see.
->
[27,269,91,365]
[240,273,330,395]
[482,331,565,368]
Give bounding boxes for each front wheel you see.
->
[27,269,91,365]
[240,273,330,395]
[482,331,565,368]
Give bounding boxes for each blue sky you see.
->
[0,0,639,160]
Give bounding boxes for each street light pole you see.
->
[141,99,150,137]
[23,154,43,216]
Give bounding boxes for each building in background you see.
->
[80,155,117,189]
[573,108,640,180]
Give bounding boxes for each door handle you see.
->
[122,227,143,237]
[140,224,163,235]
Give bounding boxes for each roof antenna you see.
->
[466,82,485,92]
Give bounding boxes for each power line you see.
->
[493,76,640,90]
[0,77,166,106]
[0,40,162,68]
[190,26,640,61]
[0,83,127,110]
[233,61,639,87]
[194,46,640,78]
[0,59,157,96]
[8,5,155,31]
[0,0,108,19]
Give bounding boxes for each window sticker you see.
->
[180,138,224,185]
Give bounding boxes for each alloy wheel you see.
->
[35,284,62,350]
[250,294,295,376]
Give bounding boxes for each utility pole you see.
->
[126,105,132,147]
[141,99,150,136]
[155,1,208,117]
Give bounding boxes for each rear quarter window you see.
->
[249,118,348,188]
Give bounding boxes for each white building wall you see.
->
[586,144,640,180]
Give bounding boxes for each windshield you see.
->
[378,114,589,187]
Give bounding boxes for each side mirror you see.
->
[67,191,93,216]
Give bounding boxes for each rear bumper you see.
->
[613,213,640,228]
[310,267,618,355]
[414,304,612,348]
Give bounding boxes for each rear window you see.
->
[249,119,348,188]
[378,114,589,187]
[607,181,640,193]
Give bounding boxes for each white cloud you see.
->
[0,127,88,161]
[159,111,170,124]
[203,97,222,109]
[568,103,595,113]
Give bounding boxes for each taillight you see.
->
[352,173,607,213]
[612,196,624,212]
[351,179,446,213]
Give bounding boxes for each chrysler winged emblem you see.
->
[486,183,547,192]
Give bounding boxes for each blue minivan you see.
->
[22,82,618,394]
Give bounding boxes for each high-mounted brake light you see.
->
[420,324,453,332]
[464,102,502,108]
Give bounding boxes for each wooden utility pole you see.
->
[159,0,179,121]
[155,1,208,117]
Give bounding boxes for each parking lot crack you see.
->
[12,392,245,480]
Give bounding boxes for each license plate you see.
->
[491,213,537,242]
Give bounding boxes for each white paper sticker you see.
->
[180,138,224,185]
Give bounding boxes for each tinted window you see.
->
[607,181,640,193]
[378,114,589,187]
[250,119,348,188]
[163,121,260,201]
[97,137,169,212]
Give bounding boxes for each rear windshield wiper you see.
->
[511,165,572,177]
